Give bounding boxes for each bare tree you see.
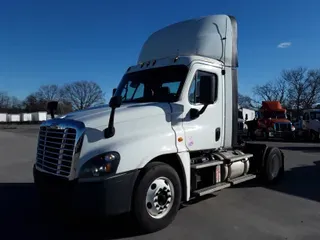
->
[61,81,105,110]
[253,79,287,105]
[0,92,10,111]
[238,93,259,109]
[35,84,61,101]
[7,96,22,113]
[23,93,47,112]
[253,67,320,116]
[281,67,320,115]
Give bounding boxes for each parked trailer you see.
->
[31,112,47,122]
[7,114,20,122]
[20,113,32,122]
[0,113,7,122]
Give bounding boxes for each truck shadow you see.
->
[0,183,145,240]
[237,160,320,203]
[279,146,320,153]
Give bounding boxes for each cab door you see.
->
[182,64,223,151]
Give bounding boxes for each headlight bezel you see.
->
[79,151,121,179]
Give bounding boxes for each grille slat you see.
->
[38,149,73,158]
[37,153,73,163]
[36,126,77,178]
[38,139,75,147]
[40,129,76,135]
[37,163,70,175]
[39,134,76,141]
[38,158,72,169]
[38,144,74,152]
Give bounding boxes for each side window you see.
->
[188,71,218,104]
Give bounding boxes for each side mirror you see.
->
[47,101,58,119]
[199,75,216,105]
[109,95,122,109]
[112,88,117,96]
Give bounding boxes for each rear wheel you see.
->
[132,162,182,233]
[261,147,284,184]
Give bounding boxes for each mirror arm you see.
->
[190,104,209,120]
[104,107,116,138]
[199,104,208,115]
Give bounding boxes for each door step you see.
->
[228,174,256,185]
[192,174,257,197]
[191,160,223,169]
[193,182,231,197]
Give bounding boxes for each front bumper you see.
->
[269,131,294,138]
[33,166,140,217]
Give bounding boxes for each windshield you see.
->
[310,112,320,120]
[115,65,189,103]
[262,111,287,119]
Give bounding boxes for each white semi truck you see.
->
[33,15,285,233]
[294,107,320,141]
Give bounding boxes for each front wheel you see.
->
[132,162,182,233]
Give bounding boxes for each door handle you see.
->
[215,128,221,141]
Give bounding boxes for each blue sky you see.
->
[1,0,319,101]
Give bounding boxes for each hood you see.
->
[61,102,172,128]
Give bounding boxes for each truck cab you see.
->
[249,101,294,140]
[295,107,320,141]
[33,15,285,233]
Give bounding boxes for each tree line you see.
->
[238,67,320,118]
[0,80,106,114]
[1,67,320,117]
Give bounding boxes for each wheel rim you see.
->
[269,154,280,179]
[145,177,174,219]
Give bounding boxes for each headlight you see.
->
[79,151,120,178]
[291,125,295,131]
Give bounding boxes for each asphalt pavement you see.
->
[0,127,320,240]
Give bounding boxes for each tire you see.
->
[132,162,182,233]
[261,147,284,184]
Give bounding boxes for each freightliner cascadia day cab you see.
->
[33,15,285,233]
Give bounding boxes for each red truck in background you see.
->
[246,101,295,140]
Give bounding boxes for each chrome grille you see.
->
[36,126,77,178]
[274,123,291,132]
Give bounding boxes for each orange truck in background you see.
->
[246,101,295,140]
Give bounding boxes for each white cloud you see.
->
[277,42,292,48]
